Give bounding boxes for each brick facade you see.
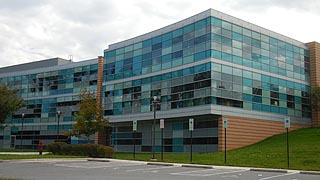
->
[306,42,320,127]
[218,116,310,151]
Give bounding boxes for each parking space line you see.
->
[54,163,144,169]
[171,168,216,174]
[202,169,249,177]
[259,172,299,180]
[127,166,177,172]
[171,168,218,175]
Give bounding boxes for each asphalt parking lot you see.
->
[0,159,319,180]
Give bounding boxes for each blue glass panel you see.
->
[162,54,172,63]
[279,108,288,115]
[132,79,141,86]
[262,105,271,112]
[183,24,195,34]
[232,32,242,41]
[222,53,232,62]
[142,39,152,47]
[279,93,287,100]
[287,81,294,88]
[142,60,152,67]
[133,62,142,70]
[243,78,253,86]
[183,67,194,76]
[194,51,207,61]
[152,36,162,44]
[195,18,207,29]
[162,32,172,41]
[173,50,183,59]
[243,94,253,101]
[142,53,152,60]
[271,106,279,113]
[295,97,302,103]
[172,28,183,38]
[253,96,262,103]
[162,40,172,48]
[212,17,222,27]
[271,77,279,85]
[194,64,206,73]
[211,50,221,59]
[253,103,262,111]
[106,50,116,57]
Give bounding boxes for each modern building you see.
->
[0,58,99,148]
[1,9,319,152]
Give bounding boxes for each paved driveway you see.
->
[0,159,319,180]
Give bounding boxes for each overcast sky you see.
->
[0,0,319,68]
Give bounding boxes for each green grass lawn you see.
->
[0,178,21,180]
[0,154,86,160]
[113,127,320,171]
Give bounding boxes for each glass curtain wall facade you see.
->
[0,59,98,148]
[0,9,312,151]
[103,9,311,152]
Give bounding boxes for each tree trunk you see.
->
[87,136,90,144]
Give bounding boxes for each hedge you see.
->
[47,142,114,158]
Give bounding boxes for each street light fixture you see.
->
[151,96,160,160]
[56,111,62,141]
[20,113,25,149]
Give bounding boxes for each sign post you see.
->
[223,118,228,164]
[160,119,164,161]
[133,120,137,159]
[284,117,290,168]
[189,118,194,162]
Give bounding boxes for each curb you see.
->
[147,162,175,166]
[300,171,320,175]
[250,168,288,173]
[87,158,110,162]
[181,164,213,169]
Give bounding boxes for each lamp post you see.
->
[151,96,160,160]
[20,113,25,149]
[56,111,62,141]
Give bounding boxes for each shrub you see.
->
[46,142,114,158]
[46,142,67,155]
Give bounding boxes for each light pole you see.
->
[56,111,62,141]
[151,96,160,160]
[20,113,25,149]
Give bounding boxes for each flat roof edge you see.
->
[105,8,307,52]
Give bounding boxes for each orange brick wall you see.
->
[95,56,107,145]
[306,42,320,127]
[218,116,310,151]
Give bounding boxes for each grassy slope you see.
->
[113,127,320,171]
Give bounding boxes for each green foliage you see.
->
[71,90,109,143]
[113,128,320,171]
[311,86,320,110]
[46,142,114,158]
[0,84,25,124]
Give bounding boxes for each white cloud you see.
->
[0,0,319,68]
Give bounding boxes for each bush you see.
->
[46,142,114,158]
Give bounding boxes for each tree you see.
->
[0,84,25,125]
[71,90,108,143]
[311,86,320,110]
